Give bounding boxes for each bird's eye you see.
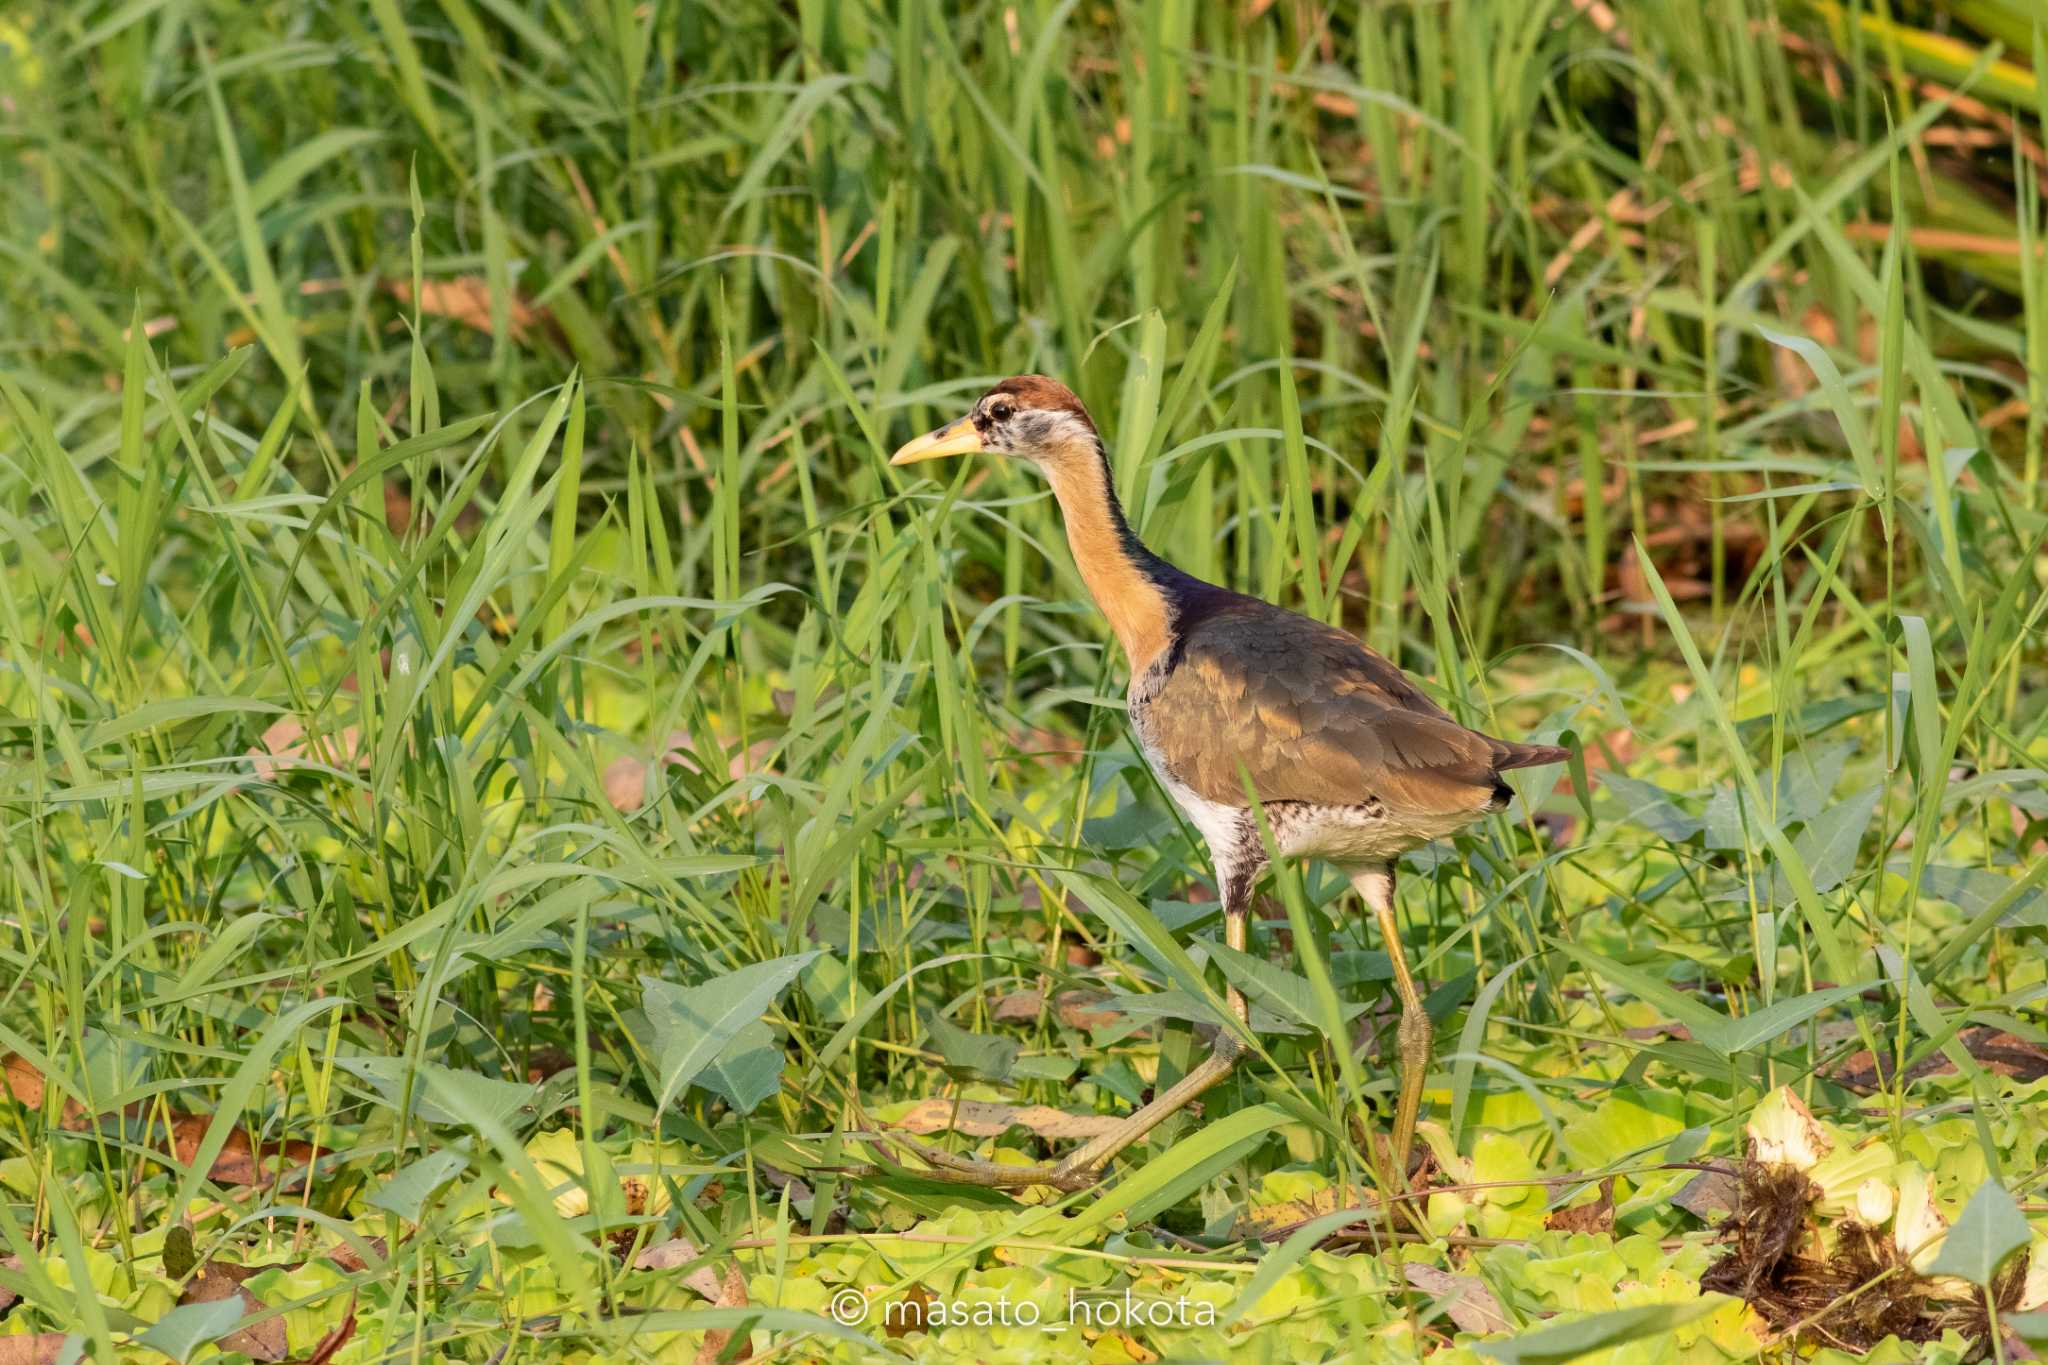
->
[989,401,1013,422]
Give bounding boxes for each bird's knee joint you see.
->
[1050,1163,1104,1193]
[1399,1010,1432,1051]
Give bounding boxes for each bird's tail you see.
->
[1491,740,1571,771]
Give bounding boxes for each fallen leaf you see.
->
[302,1295,358,1365]
[0,1337,68,1365]
[1672,1168,1742,1223]
[605,732,776,810]
[1546,1176,1617,1234]
[180,1262,288,1362]
[247,718,366,781]
[1404,1262,1511,1335]
[385,276,544,341]
[1831,1027,2048,1092]
[634,1237,727,1302]
[1233,1184,1374,1240]
[884,1098,1121,1141]
[167,1114,318,1187]
[883,1283,931,1338]
[2,1054,44,1108]
[631,1237,750,1362]
[990,989,1118,1030]
[695,1260,751,1365]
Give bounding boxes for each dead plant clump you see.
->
[1701,1157,2023,1359]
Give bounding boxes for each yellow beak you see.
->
[890,417,982,466]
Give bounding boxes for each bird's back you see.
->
[1130,591,1562,843]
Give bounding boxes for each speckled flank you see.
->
[1131,651,1498,900]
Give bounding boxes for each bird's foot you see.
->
[858,1129,1104,1192]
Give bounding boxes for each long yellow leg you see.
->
[868,902,1252,1191]
[1353,863,1429,1177]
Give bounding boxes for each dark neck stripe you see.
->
[1087,438,1242,655]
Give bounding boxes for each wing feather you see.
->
[1143,603,1520,815]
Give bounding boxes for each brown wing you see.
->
[1144,602,1544,815]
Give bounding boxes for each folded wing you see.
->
[1145,603,1561,814]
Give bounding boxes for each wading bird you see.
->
[886,376,1566,1191]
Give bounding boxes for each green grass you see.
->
[1,1,2046,1361]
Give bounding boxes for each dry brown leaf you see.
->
[166,1113,318,1187]
[248,717,367,781]
[1403,1262,1512,1335]
[302,1295,358,1365]
[0,1337,67,1365]
[1233,1184,1374,1240]
[385,276,542,341]
[885,1099,1122,1141]
[632,1237,750,1362]
[2,1053,45,1109]
[181,1262,288,1362]
[3,1057,316,1190]
[1831,1026,2048,1093]
[1545,1176,1617,1234]
[989,989,1116,1030]
[635,1237,727,1302]
[604,732,776,811]
[324,1238,387,1274]
[991,990,1043,1022]
[695,1260,752,1365]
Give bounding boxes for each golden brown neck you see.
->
[1041,448,1174,674]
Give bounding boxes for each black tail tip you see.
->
[1495,743,1571,772]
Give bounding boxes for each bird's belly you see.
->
[1132,719,1478,868]
[1263,800,1478,863]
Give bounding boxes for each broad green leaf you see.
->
[1905,862,2048,930]
[1556,943,1732,1047]
[338,1057,537,1130]
[1768,784,1879,902]
[1204,937,1368,1035]
[698,1020,785,1114]
[1068,1103,1292,1234]
[636,952,818,1112]
[921,1008,1018,1083]
[1475,1297,1726,1363]
[1717,982,1873,1055]
[1598,772,1703,843]
[368,1148,471,1219]
[135,1299,248,1362]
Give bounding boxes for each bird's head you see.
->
[890,375,1099,471]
